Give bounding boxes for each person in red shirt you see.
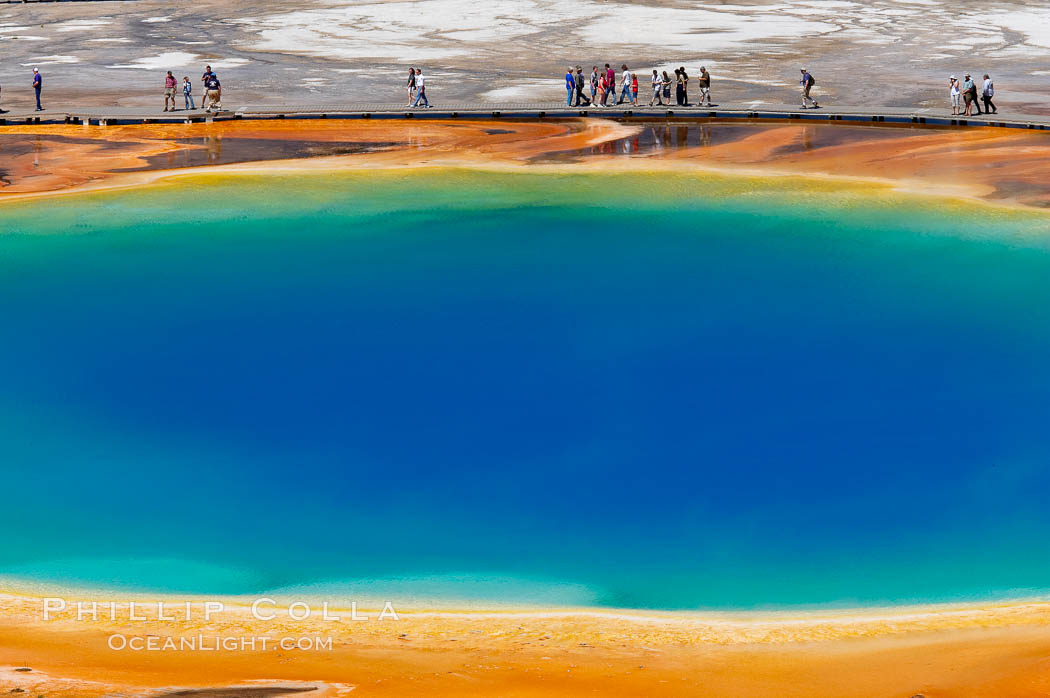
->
[163,71,177,111]
[604,64,614,106]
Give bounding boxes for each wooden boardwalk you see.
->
[1,102,1049,131]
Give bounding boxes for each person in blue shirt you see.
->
[565,67,574,106]
[32,68,42,111]
[183,76,195,110]
[800,68,818,108]
[204,73,221,111]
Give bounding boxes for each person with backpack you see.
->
[982,74,997,114]
[800,68,818,108]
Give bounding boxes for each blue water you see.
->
[1,170,1048,609]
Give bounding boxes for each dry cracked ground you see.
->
[0,0,1048,112]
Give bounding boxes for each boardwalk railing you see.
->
[0,102,1047,130]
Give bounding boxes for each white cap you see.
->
[33,67,38,72]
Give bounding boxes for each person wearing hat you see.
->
[949,75,961,115]
[573,66,590,107]
[962,73,980,116]
[32,68,42,111]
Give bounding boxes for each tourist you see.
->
[617,64,636,106]
[574,66,590,106]
[662,70,672,105]
[982,74,997,114]
[800,68,818,108]
[631,71,639,104]
[204,72,222,111]
[604,64,615,106]
[679,67,689,106]
[201,64,215,96]
[697,66,712,106]
[649,70,662,106]
[32,68,42,111]
[962,73,979,116]
[949,75,960,115]
[163,71,177,111]
[412,68,430,108]
[565,66,575,106]
[183,76,195,110]
[673,69,683,105]
[590,66,600,105]
[406,68,416,106]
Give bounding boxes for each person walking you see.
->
[679,66,690,105]
[800,68,818,108]
[604,64,615,106]
[32,68,42,111]
[412,68,430,108]
[616,64,635,105]
[962,73,979,115]
[565,67,575,106]
[406,67,416,106]
[163,71,177,111]
[590,66,599,105]
[183,76,195,110]
[697,66,712,106]
[631,71,639,104]
[649,69,662,106]
[982,74,997,114]
[204,72,222,111]
[949,75,961,115]
[574,66,590,106]
[662,70,672,105]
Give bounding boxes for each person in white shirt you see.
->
[616,64,635,106]
[982,74,997,114]
[649,70,663,106]
[412,68,430,108]
[949,75,960,115]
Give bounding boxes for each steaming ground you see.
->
[0,0,1048,112]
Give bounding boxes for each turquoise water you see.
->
[1,170,1049,610]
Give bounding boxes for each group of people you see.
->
[405,68,431,108]
[163,65,223,112]
[949,73,996,116]
[564,65,713,108]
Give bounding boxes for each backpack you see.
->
[807,73,816,86]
